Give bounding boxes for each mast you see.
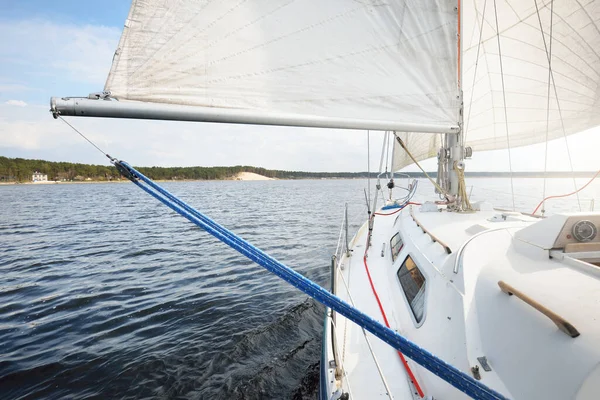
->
[438,0,465,199]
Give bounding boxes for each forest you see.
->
[1,156,593,183]
[0,156,373,182]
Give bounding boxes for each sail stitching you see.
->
[127,0,235,78]
[202,23,454,84]
[145,4,370,82]
[574,0,600,59]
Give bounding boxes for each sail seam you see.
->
[202,24,454,84]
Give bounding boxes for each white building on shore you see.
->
[32,171,48,182]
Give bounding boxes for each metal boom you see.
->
[50,97,460,134]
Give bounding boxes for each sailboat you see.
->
[50,0,600,399]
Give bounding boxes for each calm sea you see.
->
[1,177,598,399]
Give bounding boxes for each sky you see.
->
[0,1,598,172]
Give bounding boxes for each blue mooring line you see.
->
[116,160,509,400]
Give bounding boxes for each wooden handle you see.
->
[409,207,452,254]
[498,281,580,338]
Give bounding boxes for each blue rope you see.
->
[117,161,509,400]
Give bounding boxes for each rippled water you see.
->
[1,177,598,399]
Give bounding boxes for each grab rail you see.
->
[498,281,580,338]
[409,206,452,254]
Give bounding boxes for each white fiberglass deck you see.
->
[324,202,600,399]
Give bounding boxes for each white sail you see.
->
[393,0,600,170]
[462,0,600,151]
[105,0,459,128]
[391,132,441,171]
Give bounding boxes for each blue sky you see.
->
[1,0,129,25]
[0,0,128,105]
[0,1,598,172]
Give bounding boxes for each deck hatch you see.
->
[397,255,426,322]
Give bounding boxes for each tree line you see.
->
[0,156,375,182]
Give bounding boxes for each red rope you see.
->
[532,169,600,215]
[374,202,421,216]
[362,215,425,398]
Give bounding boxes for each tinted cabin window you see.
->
[390,233,403,262]
[397,255,426,322]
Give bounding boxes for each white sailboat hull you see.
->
[322,201,600,399]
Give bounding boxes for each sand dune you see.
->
[234,172,275,181]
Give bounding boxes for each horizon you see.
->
[1,156,598,176]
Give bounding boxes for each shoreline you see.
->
[0,172,279,185]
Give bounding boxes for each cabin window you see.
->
[397,255,426,323]
[390,233,403,261]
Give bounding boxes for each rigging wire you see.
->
[537,0,554,215]
[532,0,581,211]
[493,0,516,211]
[536,1,581,212]
[463,0,487,145]
[57,115,111,160]
[367,130,371,212]
[385,131,391,178]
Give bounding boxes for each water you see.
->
[1,177,598,399]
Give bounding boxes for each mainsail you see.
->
[393,0,600,170]
[103,0,460,129]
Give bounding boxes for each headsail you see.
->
[394,0,600,170]
[462,0,600,152]
[102,0,459,129]
[392,132,441,171]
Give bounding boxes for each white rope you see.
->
[378,131,389,177]
[493,0,515,211]
[454,162,473,211]
[385,131,391,178]
[376,132,390,203]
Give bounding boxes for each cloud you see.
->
[0,19,120,101]
[5,100,27,107]
[0,102,373,171]
[0,83,37,93]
